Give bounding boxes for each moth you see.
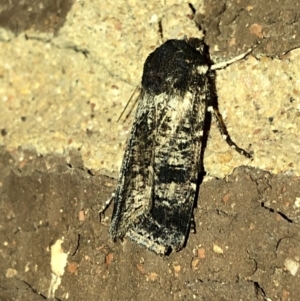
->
[105,15,254,255]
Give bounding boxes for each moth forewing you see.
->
[107,33,253,254]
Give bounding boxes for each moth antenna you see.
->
[158,19,163,42]
[117,85,140,122]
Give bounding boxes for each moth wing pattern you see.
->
[109,39,212,254]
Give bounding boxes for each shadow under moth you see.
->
[104,7,255,255]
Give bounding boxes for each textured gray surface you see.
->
[0,149,299,300]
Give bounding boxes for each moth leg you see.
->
[208,106,252,159]
[210,48,253,70]
[190,213,196,234]
[211,40,261,70]
[99,193,115,221]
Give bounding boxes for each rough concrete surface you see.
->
[0,0,299,300]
